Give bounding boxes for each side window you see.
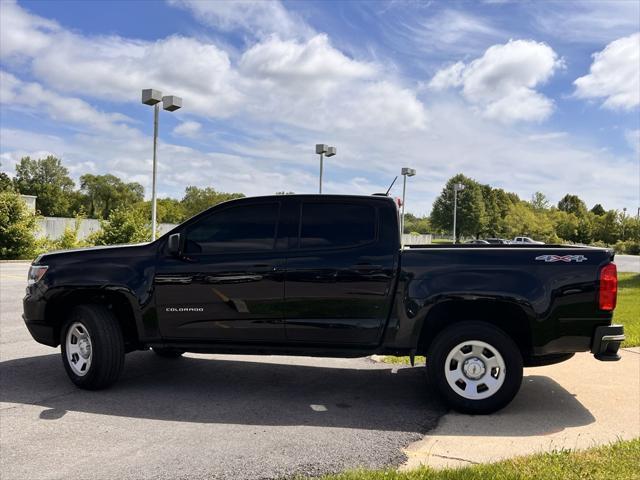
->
[184,203,279,254]
[300,202,376,249]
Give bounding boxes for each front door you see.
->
[154,201,285,342]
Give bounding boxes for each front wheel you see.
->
[426,321,523,414]
[60,305,125,390]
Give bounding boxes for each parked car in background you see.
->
[485,238,511,244]
[513,236,544,245]
[465,239,490,244]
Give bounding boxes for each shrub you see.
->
[89,206,151,246]
[0,190,38,259]
[614,240,640,255]
[47,217,89,251]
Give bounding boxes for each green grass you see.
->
[380,355,425,365]
[313,438,640,480]
[617,273,640,347]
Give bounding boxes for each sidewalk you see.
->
[403,348,640,469]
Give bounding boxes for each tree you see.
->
[0,172,11,192]
[13,156,75,216]
[530,192,550,211]
[403,213,431,234]
[557,194,587,216]
[181,186,244,219]
[79,174,144,219]
[0,161,13,192]
[0,190,38,259]
[89,206,152,245]
[430,174,486,240]
[135,198,186,224]
[592,210,621,245]
[590,204,605,216]
[481,186,515,237]
[504,201,557,242]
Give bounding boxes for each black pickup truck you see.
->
[23,194,624,413]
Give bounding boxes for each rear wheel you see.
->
[152,347,184,358]
[60,305,124,390]
[426,321,523,414]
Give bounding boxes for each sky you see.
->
[0,0,639,215]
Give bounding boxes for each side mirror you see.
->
[167,233,182,257]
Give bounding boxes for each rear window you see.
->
[300,202,376,249]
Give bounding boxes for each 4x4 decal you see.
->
[535,254,588,263]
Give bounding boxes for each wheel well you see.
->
[416,300,532,356]
[45,290,140,351]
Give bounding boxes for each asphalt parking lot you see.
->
[0,262,443,480]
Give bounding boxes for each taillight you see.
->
[27,265,48,285]
[599,263,617,311]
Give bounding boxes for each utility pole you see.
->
[453,183,465,243]
[400,167,416,244]
[315,144,336,194]
[142,89,182,240]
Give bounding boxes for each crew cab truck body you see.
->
[23,194,624,414]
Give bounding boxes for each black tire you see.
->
[426,321,523,414]
[152,347,184,358]
[60,304,125,390]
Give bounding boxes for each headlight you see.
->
[28,265,48,285]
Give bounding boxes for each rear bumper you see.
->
[591,324,624,361]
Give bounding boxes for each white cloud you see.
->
[393,9,507,58]
[429,39,562,122]
[0,71,134,134]
[626,129,640,153]
[428,61,465,90]
[526,132,567,141]
[173,120,202,138]
[0,0,59,57]
[31,35,243,118]
[420,10,503,51]
[574,33,640,110]
[239,34,376,89]
[532,1,640,44]
[167,0,313,40]
[0,2,425,132]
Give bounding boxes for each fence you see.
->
[402,233,432,245]
[36,217,176,240]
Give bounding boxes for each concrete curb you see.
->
[402,348,640,470]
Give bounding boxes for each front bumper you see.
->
[23,289,58,347]
[591,324,625,361]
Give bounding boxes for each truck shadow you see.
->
[0,352,594,435]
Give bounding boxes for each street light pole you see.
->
[151,103,159,241]
[315,144,336,194]
[400,167,416,244]
[319,151,324,194]
[142,89,182,241]
[452,183,465,244]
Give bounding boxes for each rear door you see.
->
[283,198,398,345]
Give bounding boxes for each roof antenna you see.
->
[385,176,398,196]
